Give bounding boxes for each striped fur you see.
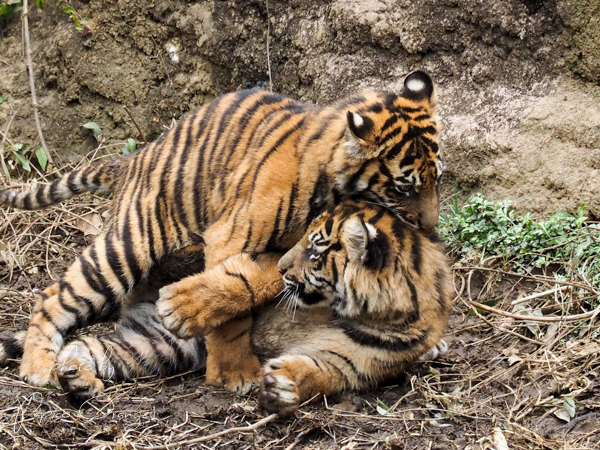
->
[0,71,444,390]
[1,201,451,410]
[0,159,122,209]
[256,201,453,415]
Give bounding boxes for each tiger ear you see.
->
[346,111,380,159]
[401,70,434,102]
[342,216,376,263]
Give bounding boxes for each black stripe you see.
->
[326,350,358,374]
[265,198,284,252]
[242,220,254,253]
[35,187,47,207]
[121,214,143,286]
[411,235,422,275]
[283,181,299,231]
[192,100,221,227]
[67,171,82,193]
[404,275,421,325]
[104,234,129,295]
[1,335,23,359]
[174,112,199,231]
[307,170,331,226]
[225,270,256,307]
[338,320,426,352]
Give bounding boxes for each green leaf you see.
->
[35,147,48,171]
[127,138,136,154]
[12,151,31,172]
[375,398,393,416]
[0,95,6,104]
[564,397,576,419]
[81,121,102,139]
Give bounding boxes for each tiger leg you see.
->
[156,253,282,394]
[20,231,157,387]
[56,302,205,401]
[258,353,352,417]
[156,253,283,338]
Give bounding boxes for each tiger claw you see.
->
[156,286,200,339]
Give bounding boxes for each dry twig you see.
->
[21,0,55,169]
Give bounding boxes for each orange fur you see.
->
[0,71,445,390]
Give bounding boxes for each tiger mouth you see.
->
[282,276,327,306]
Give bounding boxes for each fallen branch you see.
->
[137,413,278,450]
[22,0,55,169]
[511,285,571,305]
[470,300,600,323]
[0,109,15,182]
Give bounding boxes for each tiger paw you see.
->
[418,338,449,361]
[19,350,60,388]
[157,275,240,339]
[258,358,300,417]
[56,352,105,400]
[205,353,262,395]
[156,280,207,340]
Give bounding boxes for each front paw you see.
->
[258,359,300,417]
[156,283,205,339]
[20,350,59,388]
[205,353,261,395]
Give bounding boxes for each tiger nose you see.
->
[420,209,439,231]
[278,250,294,274]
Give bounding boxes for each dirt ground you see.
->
[0,190,598,450]
[1,0,600,448]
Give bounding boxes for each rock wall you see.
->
[0,0,598,217]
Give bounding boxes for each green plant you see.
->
[122,138,136,156]
[81,121,102,141]
[438,194,600,301]
[1,0,84,32]
[8,143,48,172]
[0,0,21,32]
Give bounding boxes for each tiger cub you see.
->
[255,200,452,415]
[0,201,451,414]
[0,70,444,392]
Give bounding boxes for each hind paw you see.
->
[20,350,59,388]
[56,351,105,400]
[205,353,261,395]
[258,358,300,417]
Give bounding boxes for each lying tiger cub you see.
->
[0,201,452,415]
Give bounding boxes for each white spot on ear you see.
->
[352,113,363,128]
[365,222,378,240]
[406,78,426,92]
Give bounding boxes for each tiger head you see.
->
[277,201,446,319]
[339,70,443,232]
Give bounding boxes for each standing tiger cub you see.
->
[0,201,452,417]
[0,71,444,392]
